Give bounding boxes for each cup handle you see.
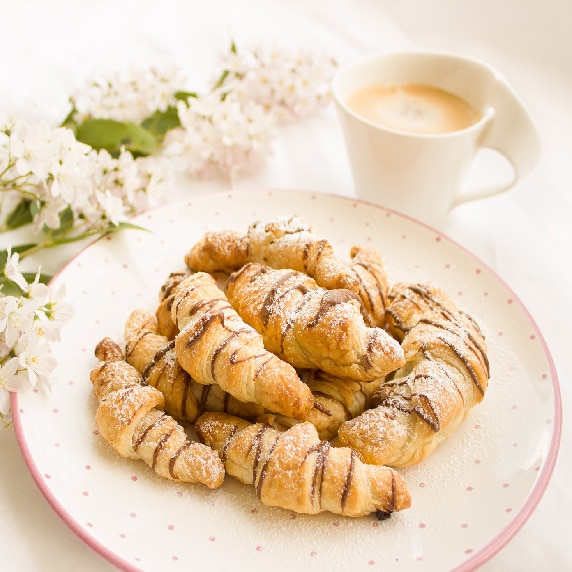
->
[451,77,541,207]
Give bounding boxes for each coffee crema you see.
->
[346,83,480,134]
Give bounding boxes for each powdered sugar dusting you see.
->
[13,191,558,572]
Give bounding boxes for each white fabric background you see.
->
[1,0,570,569]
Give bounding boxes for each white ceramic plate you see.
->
[13,190,561,571]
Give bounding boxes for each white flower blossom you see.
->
[0,46,337,426]
[39,283,74,340]
[4,251,29,291]
[1,254,74,423]
[1,118,167,236]
[94,189,127,226]
[0,357,20,419]
[214,44,337,122]
[9,119,55,179]
[164,91,276,180]
[32,195,67,231]
[15,330,57,388]
[71,65,185,124]
[49,157,86,204]
[0,296,37,348]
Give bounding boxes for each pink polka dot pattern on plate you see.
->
[9,190,560,572]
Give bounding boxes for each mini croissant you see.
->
[195,412,411,519]
[155,271,189,340]
[337,283,489,467]
[171,272,314,420]
[123,308,266,423]
[257,370,383,440]
[90,337,225,489]
[225,262,404,381]
[185,215,389,326]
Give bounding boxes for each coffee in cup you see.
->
[345,83,480,135]
[332,50,541,227]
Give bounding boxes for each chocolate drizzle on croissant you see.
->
[337,282,490,467]
[257,369,382,441]
[226,262,404,381]
[172,272,314,420]
[124,309,265,423]
[90,338,225,489]
[185,215,390,327]
[196,412,411,518]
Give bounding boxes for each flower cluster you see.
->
[63,42,337,181]
[213,44,338,122]
[160,45,336,180]
[1,118,170,240]
[70,65,185,124]
[163,91,276,180]
[0,252,74,426]
[0,42,337,425]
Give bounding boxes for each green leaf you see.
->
[174,90,198,102]
[0,272,51,296]
[75,118,158,156]
[0,276,24,296]
[212,69,231,90]
[141,106,181,142]
[5,199,33,229]
[75,118,129,151]
[105,221,151,234]
[23,272,52,285]
[60,105,79,132]
[124,122,158,155]
[45,205,74,241]
[0,243,38,269]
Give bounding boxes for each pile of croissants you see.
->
[90,215,489,520]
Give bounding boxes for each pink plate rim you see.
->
[11,188,563,571]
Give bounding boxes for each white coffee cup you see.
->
[332,49,541,227]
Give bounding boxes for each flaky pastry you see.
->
[171,272,314,420]
[226,262,404,381]
[195,412,411,519]
[258,370,382,440]
[124,308,265,423]
[155,271,189,340]
[185,215,389,326]
[337,283,489,467]
[90,337,225,489]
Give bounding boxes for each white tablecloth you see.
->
[1,1,570,570]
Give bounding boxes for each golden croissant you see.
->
[195,412,411,519]
[90,337,225,489]
[155,271,189,340]
[226,262,404,381]
[337,282,489,467]
[171,272,314,420]
[257,369,383,440]
[123,308,265,423]
[185,215,389,326]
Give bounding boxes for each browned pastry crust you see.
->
[225,262,404,381]
[384,282,487,346]
[185,215,389,326]
[195,412,411,519]
[258,370,383,440]
[184,229,249,274]
[155,271,190,340]
[90,337,225,489]
[336,282,489,467]
[348,246,390,327]
[171,272,314,420]
[124,308,265,423]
